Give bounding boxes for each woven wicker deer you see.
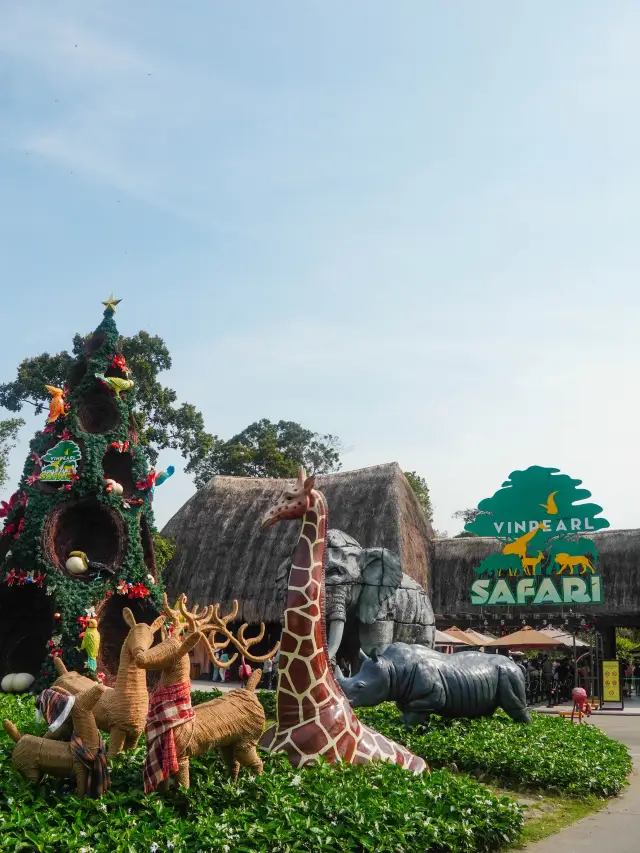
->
[47,608,165,757]
[135,594,279,791]
[3,683,109,798]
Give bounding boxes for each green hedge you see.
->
[0,694,522,853]
[192,688,276,718]
[357,704,632,797]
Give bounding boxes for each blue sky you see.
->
[1,1,638,534]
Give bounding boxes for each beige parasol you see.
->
[484,626,567,650]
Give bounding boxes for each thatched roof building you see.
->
[432,529,640,629]
[161,463,434,625]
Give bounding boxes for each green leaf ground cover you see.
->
[0,693,522,853]
[357,705,632,797]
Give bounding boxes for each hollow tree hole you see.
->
[0,585,54,680]
[97,595,161,688]
[77,382,121,435]
[140,516,157,581]
[105,364,128,381]
[83,332,105,356]
[42,498,127,578]
[102,448,135,496]
[66,358,87,390]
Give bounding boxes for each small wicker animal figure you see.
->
[44,385,66,423]
[135,594,279,791]
[3,684,109,798]
[47,608,166,757]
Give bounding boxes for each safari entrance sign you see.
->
[469,466,609,608]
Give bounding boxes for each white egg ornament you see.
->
[11,673,35,693]
[66,551,88,575]
[1,674,15,693]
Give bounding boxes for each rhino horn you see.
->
[358,649,369,662]
[371,648,379,663]
[334,664,345,683]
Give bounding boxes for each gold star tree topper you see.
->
[101,293,122,313]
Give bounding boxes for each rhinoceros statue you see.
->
[335,642,531,725]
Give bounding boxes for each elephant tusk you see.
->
[327,619,345,659]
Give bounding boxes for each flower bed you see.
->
[0,693,522,853]
[357,704,632,797]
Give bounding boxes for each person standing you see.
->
[263,656,274,690]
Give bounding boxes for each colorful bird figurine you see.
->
[66,551,89,575]
[44,385,67,423]
[95,373,134,398]
[65,551,115,579]
[155,465,175,487]
[79,619,101,672]
[540,491,559,514]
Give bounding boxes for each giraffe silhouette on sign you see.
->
[259,468,426,773]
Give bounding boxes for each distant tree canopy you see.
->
[0,332,212,470]
[404,471,433,522]
[0,418,24,488]
[188,419,343,488]
[0,337,342,492]
[453,508,480,538]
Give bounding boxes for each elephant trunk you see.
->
[325,584,348,660]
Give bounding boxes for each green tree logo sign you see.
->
[39,440,82,483]
[469,466,609,608]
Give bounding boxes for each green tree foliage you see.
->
[0,418,24,488]
[0,331,212,468]
[153,532,177,574]
[404,471,433,522]
[189,418,342,488]
[452,508,480,538]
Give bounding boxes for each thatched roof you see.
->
[432,529,640,623]
[161,463,434,624]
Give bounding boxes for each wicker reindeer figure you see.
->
[135,594,279,792]
[3,683,110,798]
[46,608,166,757]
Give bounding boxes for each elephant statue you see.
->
[276,529,435,674]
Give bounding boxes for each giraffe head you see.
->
[262,466,317,528]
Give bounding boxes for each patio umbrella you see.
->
[464,629,496,645]
[435,629,465,646]
[539,627,589,649]
[442,626,483,646]
[484,626,567,650]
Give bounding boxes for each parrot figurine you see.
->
[45,385,67,423]
[95,372,134,398]
[155,465,175,487]
[79,619,100,672]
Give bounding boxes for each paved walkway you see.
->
[525,715,640,852]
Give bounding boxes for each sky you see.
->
[1,1,639,535]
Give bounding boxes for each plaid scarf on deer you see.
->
[36,688,75,733]
[70,734,110,798]
[143,680,195,793]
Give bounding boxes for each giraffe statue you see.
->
[259,467,426,773]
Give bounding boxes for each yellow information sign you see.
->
[602,660,621,703]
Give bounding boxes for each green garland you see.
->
[0,305,165,690]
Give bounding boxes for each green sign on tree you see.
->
[469,466,609,608]
[39,440,82,483]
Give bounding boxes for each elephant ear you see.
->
[357,548,403,625]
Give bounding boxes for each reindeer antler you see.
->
[198,599,280,666]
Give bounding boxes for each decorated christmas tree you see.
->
[0,296,171,691]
